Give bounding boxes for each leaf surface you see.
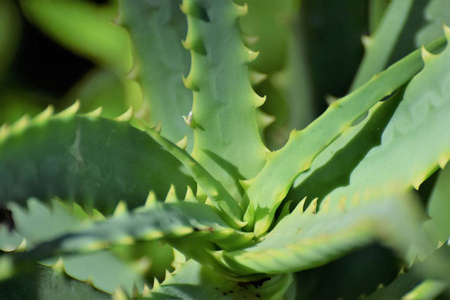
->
[0,106,195,214]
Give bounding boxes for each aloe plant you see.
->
[1,0,449,299]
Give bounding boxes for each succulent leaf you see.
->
[146,259,294,300]
[0,107,195,214]
[119,0,194,147]
[222,194,429,276]
[321,36,450,212]
[183,0,268,202]
[350,0,414,90]
[245,34,448,236]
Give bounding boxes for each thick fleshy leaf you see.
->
[0,105,195,213]
[0,265,110,300]
[4,199,174,296]
[245,34,448,236]
[182,0,268,202]
[366,245,450,299]
[416,0,450,47]
[144,259,294,300]
[321,31,450,212]
[220,194,429,276]
[119,0,193,148]
[350,0,414,90]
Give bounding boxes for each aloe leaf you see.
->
[2,198,167,296]
[288,86,405,205]
[423,165,450,243]
[3,199,253,279]
[222,195,429,276]
[118,0,193,147]
[20,0,132,74]
[143,125,244,228]
[416,0,450,47]
[350,0,414,90]
[245,34,448,236]
[143,259,293,300]
[366,245,450,300]
[0,265,110,299]
[0,105,195,213]
[182,0,267,202]
[368,0,390,34]
[19,200,251,255]
[323,32,450,212]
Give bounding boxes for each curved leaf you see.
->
[119,0,193,148]
[245,34,448,236]
[221,194,428,276]
[145,259,294,300]
[183,0,268,202]
[0,105,195,214]
[350,0,414,90]
[323,30,450,212]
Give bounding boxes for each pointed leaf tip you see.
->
[165,185,178,203]
[57,100,80,118]
[115,107,134,122]
[84,106,103,118]
[421,46,436,63]
[114,201,128,216]
[33,105,54,124]
[175,136,188,150]
[145,191,158,207]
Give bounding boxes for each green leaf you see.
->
[424,165,450,243]
[182,0,268,202]
[20,0,132,73]
[366,245,450,300]
[322,31,450,212]
[0,265,111,300]
[350,0,414,90]
[244,34,448,236]
[288,88,404,207]
[221,194,428,276]
[145,259,294,300]
[416,0,450,47]
[0,105,195,214]
[3,199,161,296]
[119,0,194,147]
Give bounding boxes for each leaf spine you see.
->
[165,185,178,203]
[152,121,162,133]
[145,191,158,207]
[112,287,128,300]
[305,198,318,214]
[233,2,248,17]
[253,94,266,107]
[113,201,128,216]
[175,136,188,150]
[51,257,65,272]
[16,239,27,252]
[361,35,372,48]
[152,277,160,290]
[293,197,307,214]
[33,106,54,124]
[0,124,9,140]
[84,106,103,118]
[182,73,200,92]
[421,46,436,63]
[57,100,80,118]
[115,107,134,122]
[11,115,30,134]
[141,284,151,297]
[444,24,450,39]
